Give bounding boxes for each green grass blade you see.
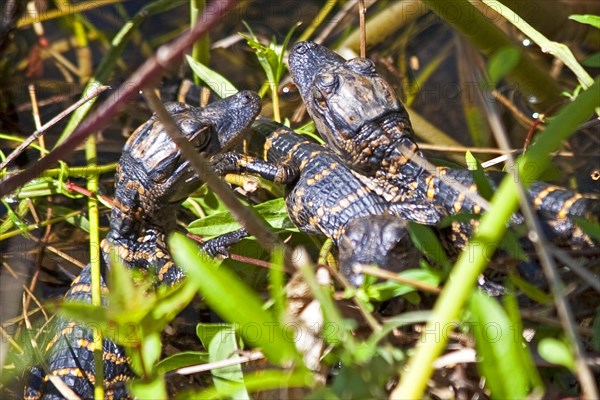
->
[186,55,238,98]
[481,0,594,89]
[56,0,183,145]
[184,369,313,399]
[468,291,539,398]
[168,232,302,366]
[393,77,600,399]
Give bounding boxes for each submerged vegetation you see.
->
[1,1,599,398]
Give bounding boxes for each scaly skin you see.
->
[25,92,261,400]
[289,41,599,248]
[210,117,446,285]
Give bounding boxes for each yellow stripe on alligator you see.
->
[453,192,466,214]
[558,193,583,219]
[425,174,436,200]
[533,185,560,208]
[158,260,174,281]
[45,321,77,351]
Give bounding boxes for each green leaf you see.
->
[569,14,600,29]
[184,369,313,399]
[188,198,294,237]
[582,52,600,68]
[186,55,238,98]
[129,372,167,400]
[168,233,302,366]
[465,151,494,200]
[155,351,209,373]
[407,222,451,272]
[503,289,543,390]
[330,353,395,399]
[276,23,301,82]
[468,291,536,398]
[538,338,575,370]
[575,218,600,241]
[366,310,431,350]
[197,323,249,400]
[498,229,529,262]
[487,47,520,86]
[509,273,552,304]
[240,31,278,85]
[269,247,286,322]
[365,269,441,302]
[139,332,163,376]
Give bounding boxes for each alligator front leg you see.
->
[210,152,300,184]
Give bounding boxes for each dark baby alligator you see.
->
[26,91,261,399]
[289,41,599,248]
[210,117,446,284]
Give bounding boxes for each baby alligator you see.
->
[210,117,446,284]
[25,91,261,399]
[289,41,599,248]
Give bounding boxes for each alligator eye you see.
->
[346,58,376,75]
[293,41,317,56]
[181,121,210,150]
[315,72,338,93]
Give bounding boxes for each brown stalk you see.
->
[0,0,238,197]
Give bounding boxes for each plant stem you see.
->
[84,133,103,400]
[391,77,600,399]
[420,0,563,110]
[0,0,239,197]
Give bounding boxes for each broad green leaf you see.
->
[38,204,90,232]
[186,55,238,99]
[168,232,302,366]
[503,290,543,390]
[582,52,600,67]
[498,229,529,262]
[129,372,167,400]
[367,311,432,349]
[569,14,600,29]
[365,269,441,302]
[468,291,535,399]
[487,47,520,86]
[138,332,162,377]
[330,353,395,399]
[185,369,313,399]
[155,351,209,373]
[276,23,301,82]
[269,247,286,322]
[465,151,494,200]
[407,222,451,272]
[197,323,249,400]
[188,198,294,237]
[240,32,278,85]
[575,218,600,241]
[509,273,552,304]
[538,338,575,371]
[294,120,324,144]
